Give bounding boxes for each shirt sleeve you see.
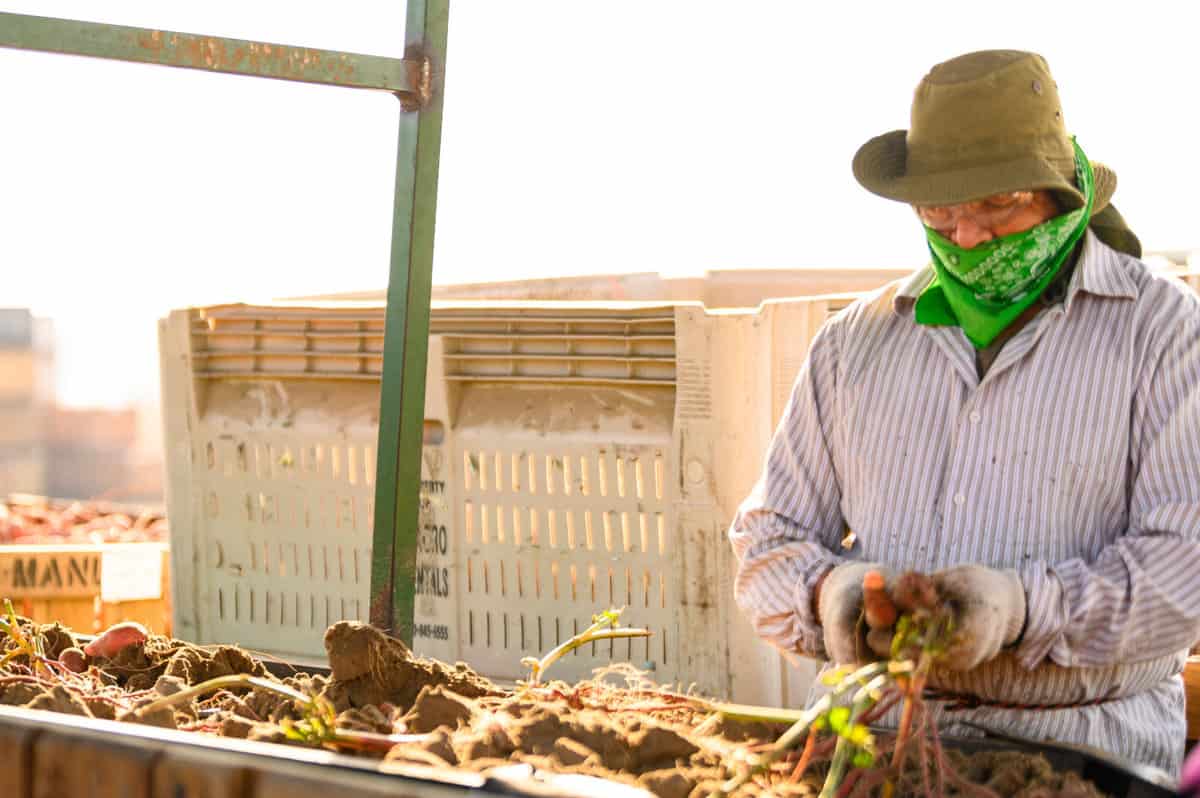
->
[728,321,848,658]
[1016,292,1200,669]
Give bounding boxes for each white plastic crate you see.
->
[158,294,857,706]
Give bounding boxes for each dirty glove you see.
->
[931,565,1026,671]
[816,562,895,664]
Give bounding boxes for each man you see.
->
[728,49,1200,775]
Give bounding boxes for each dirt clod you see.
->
[25,685,91,718]
[154,674,188,696]
[402,685,480,733]
[163,645,265,685]
[37,623,78,660]
[119,696,177,730]
[629,725,698,770]
[219,714,255,739]
[552,737,598,767]
[0,682,45,706]
[638,769,695,798]
[98,636,266,691]
[321,622,500,713]
[82,696,118,721]
[337,705,395,735]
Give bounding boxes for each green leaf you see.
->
[828,706,851,733]
[852,749,875,768]
[812,716,828,732]
[844,723,872,746]
[592,608,623,628]
[891,615,911,658]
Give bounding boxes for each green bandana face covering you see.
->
[914,139,1095,349]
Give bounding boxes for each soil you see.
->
[0,617,1113,798]
[321,620,500,713]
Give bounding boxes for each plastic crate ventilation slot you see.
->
[191,307,678,386]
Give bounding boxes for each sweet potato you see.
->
[83,621,149,659]
[862,570,898,629]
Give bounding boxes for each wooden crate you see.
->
[0,544,171,635]
[1187,656,1200,743]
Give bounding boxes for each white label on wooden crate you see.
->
[101,546,164,602]
[0,549,101,598]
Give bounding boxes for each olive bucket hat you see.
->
[853,50,1141,256]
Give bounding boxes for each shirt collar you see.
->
[892,228,1138,318]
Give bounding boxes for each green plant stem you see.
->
[524,627,651,685]
[715,661,887,797]
[132,674,310,718]
[691,699,812,737]
[699,701,810,725]
[1,599,49,678]
[817,673,889,798]
[323,729,436,752]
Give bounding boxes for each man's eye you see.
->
[983,192,1028,210]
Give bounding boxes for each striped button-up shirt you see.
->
[729,230,1200,774]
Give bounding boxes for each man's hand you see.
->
[816,562,895,664]
[931,565,1026,671]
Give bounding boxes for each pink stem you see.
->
[916,705,933,798]
[858,690,903,726]
[835,768,864,798]
[924,706,946,798]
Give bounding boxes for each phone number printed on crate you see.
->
[414,623,450,641]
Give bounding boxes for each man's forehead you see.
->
[917,189,1048,211]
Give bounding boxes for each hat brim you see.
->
[853,129,1116,215]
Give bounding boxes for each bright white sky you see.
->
[0,1,1197,406]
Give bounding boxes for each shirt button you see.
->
[969,411,981,424]
[953,493,966,506]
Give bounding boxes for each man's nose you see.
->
[950,218,993,249]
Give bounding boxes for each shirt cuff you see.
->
[1014,560,1071,670]
[793,554,844,659]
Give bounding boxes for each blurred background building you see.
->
[0,308,51,497]
[0,308,163,507]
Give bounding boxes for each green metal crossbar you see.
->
[0,4,449,644]
[0,11,426,99]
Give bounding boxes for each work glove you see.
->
[816,562,895,664]
[930,564,1026,671]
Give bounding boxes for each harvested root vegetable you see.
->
[59,647,87,673]
[84,621,149,659]
[861,569,898,629]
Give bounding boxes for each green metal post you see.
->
[369,0,449,642]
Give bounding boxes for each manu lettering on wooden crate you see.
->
[0,547,102,598]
